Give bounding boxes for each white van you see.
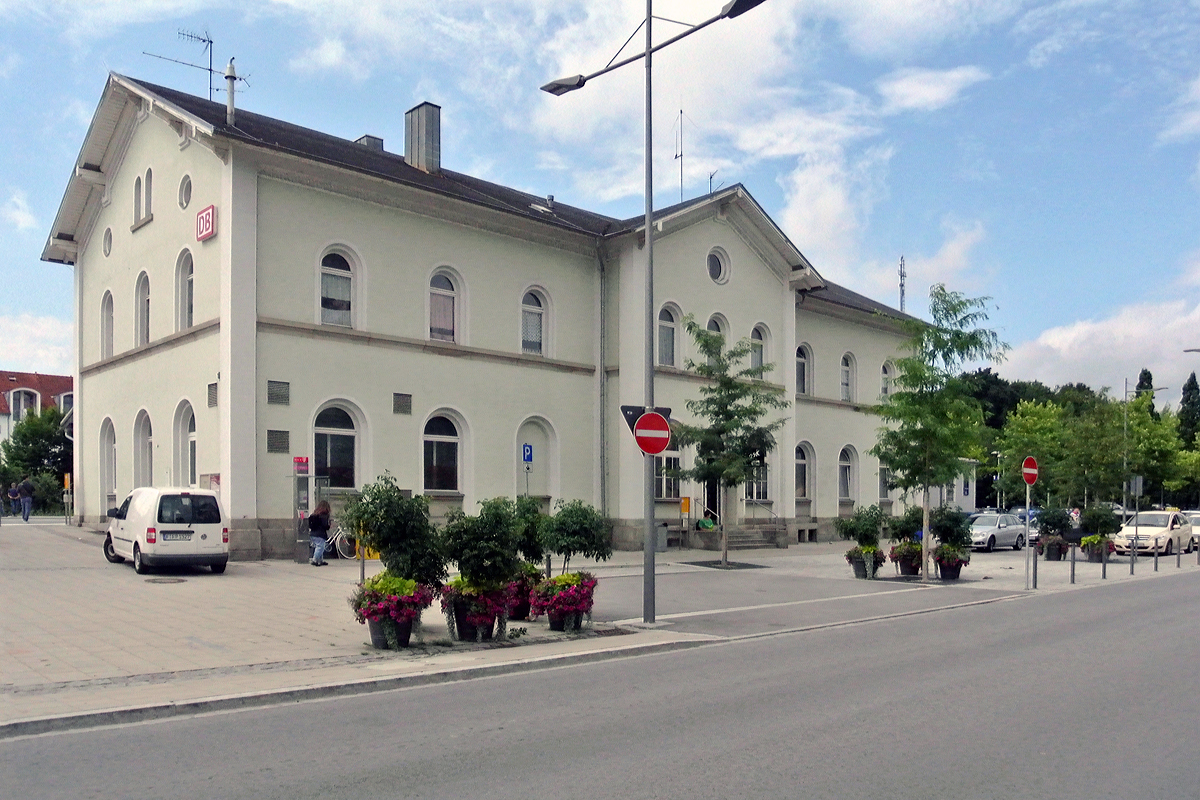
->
[103,487,229,574]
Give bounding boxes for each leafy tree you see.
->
[672,314,790,566]
[1126,395,1180,505]
[1179,373,1200,450]
[1,406,71,481]
[441,497,522,588]
[1135,368,1161,422]
[929,506,971,550]
[540,499,610,574]
[871,284,1007,578]
[996,401,1065,505]
[339,473,446,586]
[1080,506,1120,536]
[513,494,547,564]
[1060,397,1123,506]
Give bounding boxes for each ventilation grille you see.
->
[393,393,412,415]
[267,380,290,405]
[266,430,290,453]
[207,383,218,407]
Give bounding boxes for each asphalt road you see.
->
[6,570,1199,799]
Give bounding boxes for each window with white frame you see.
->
[521,291,544,355]
[100,418,117,508]
[795,443,812,499]
[174,402,197,487]
[133,176,142,225]
[881,362,892,399]
[10,389,37,421]
[320,252,353,327]
[423,415,460,491]
[101,291,114,360]
[658,307,676,367]
[745,458,769,501]
[429,273,457,342]
[878,466,891,500]
[133,168,152,227]
[135,273,150,346]
[750,326,765,369]
[134,410,153,488]
[706,317,724,367]
[654,436,680,500]
[707,248,729,284]
[840,354,855,402]
[796,345,811,395]
[176,250,194,331]
[314,406,356,488]
[838,447,855,501]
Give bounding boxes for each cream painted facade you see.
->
[46,74,951,559]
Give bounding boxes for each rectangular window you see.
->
[658,324,674,366]
[321,272,352,326]
[878,468,890,499]
[207,382,218,407]
[840,373,851,402]
[795,462,807,499]
[430,293,455,341]
[267,380,290,406]
[797,360,807,394]
[745,462,768,501]
[839,464,851,500]
[188,439,197,486]
[522,309,543,354]
[315,432,355,488]
[654,454,680,500]
[266,430,290,453]
[424,440,458,490]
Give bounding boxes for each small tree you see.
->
[1179,373,1200,450]
[1,406,71,481]
[540,499,610,574]
[871,284,1007,579]
[1080,506,1120,536]
[441,497,521,588]
[672,314,790,566]
[514,494,547,564]
[339,473,446,586]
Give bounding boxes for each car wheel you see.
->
[1013,534,1025,551]
[133,544,150,575]
[1164,540,1173,556]
[986,535,995,552]
[103,535,125,563]
[211,562,226,574]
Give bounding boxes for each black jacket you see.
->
[308,512,331,538]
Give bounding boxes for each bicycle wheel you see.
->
[335,532,357,560]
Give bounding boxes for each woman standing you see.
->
[308,500,332,566]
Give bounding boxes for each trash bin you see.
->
[294,518,311,563]
[656,523,669,553]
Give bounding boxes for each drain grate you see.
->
[145,577,187,584]
[682,560,770,570]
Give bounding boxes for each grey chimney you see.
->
[355,134,384,152]
[405,102,441,174]
[225,58,236,126]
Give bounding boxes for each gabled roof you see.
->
[0,371,73,416]
[803,281,919,323]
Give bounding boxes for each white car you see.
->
[970,513,1025,551]
[104,487,229,574]
[1112,511,1192,557]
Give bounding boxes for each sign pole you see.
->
[1022,455,1038,591]
[1025,481,1031,591]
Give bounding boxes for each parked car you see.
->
[1112,511,1193,556]
[104,487,229,574]
[970,513,1025,551]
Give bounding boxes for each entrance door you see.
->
[705,480,720,523]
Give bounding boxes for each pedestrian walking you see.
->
[6,483,18,517]
[308,500,331,566]
[18,476,34,522]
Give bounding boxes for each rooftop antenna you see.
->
[898,255,906,313]
[143,29,215,100]
[708,169,722,195]
[674,106,684,204]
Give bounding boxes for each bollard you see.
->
[1102,543,1107,579]
[1178,541,1182,569]
[1130,537,1137,575]
[1154,539,1159,572]
[1070,543,1076,584]
[1032,544,1038,589]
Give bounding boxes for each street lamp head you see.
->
[721,0,770,18]
[540,74,587,96]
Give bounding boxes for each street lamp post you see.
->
[542,0,768,624]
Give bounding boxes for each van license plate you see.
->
[162,532,192,541]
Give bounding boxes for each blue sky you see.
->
[3,0,1200,406]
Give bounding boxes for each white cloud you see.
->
[876,66,990,114]
[0,314,73,374]
[1,189,37,230]
[849,218,986,302]
[1004,298,1200,398]
[1160,72,1200,143]
[802,0,1026,59]
[289,38,368,80]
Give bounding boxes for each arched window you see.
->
[320,252,353,327]
[881,362,893,399]
[101,291,114,360]
[796,345,811,395]
[706,317,725,367]
[174,402,197,487]
[176,251,194,331]
[10,389,37,421]
[657,307,676,367]
[100,418,117,509]
[424,415,460,491]
[795,443,812,499]
[314,406,356,488]
[750,326,765,370]
[521,291,544,355]
[144,168,153,217]
[840,354,855,403]
[133,176,142,224]
[838,447,856,502]
[745,456,768,501]
[429,273,457,342]
[135,273,150,346]
[134,411,153,488]
[878,466,891,500]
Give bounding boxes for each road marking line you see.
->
[609,585,932,625]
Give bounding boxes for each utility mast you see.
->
[898,255,906,313]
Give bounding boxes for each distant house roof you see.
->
[0,371,73,416]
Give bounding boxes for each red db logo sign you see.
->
[196,205,217,242]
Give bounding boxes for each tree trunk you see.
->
[720,487,728,567]
[922,485,931,579]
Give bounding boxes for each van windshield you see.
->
[157,495,222,525]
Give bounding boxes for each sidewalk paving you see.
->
[3,520,1197,737]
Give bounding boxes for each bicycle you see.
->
[326,525,358,560]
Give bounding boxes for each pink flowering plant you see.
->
[348,570,436,648]
[530,571,597,622]
[440,576,514,640]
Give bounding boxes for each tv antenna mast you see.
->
[708,169,722,195]
[144,30,246,101]
[898,255,906,313]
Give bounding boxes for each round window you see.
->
[178,175,192,210]
[707,250,729,284]
[103,227,112,257]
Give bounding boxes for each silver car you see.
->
[970,513,1025,551]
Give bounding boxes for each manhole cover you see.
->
[683,560,770,570]
[145,577,187,584]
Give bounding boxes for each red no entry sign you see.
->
[1022,456,1038,486]
[633,412,671,455]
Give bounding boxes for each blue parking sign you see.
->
[522,444,533,463]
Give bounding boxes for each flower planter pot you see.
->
[1086,549,1105,563]
[938,562,963,580]
[452,600,494,642]
[509,598,531,622]
[367,618,413,649]
[1044,547,1065,561]
[548,611,583,632]
[849,557,881,579]
[897,559,921,576]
